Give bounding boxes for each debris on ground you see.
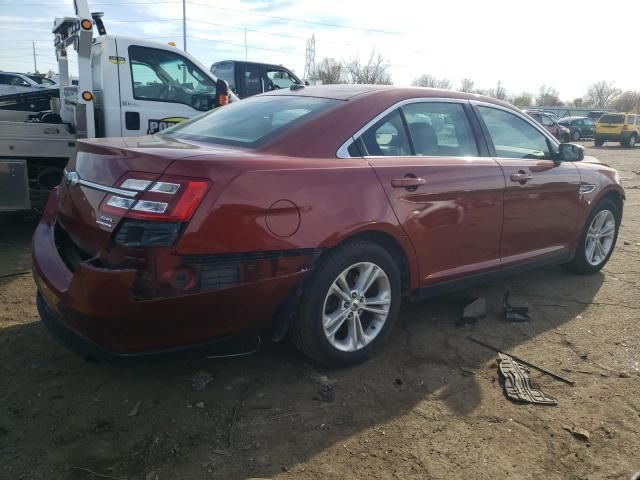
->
[563,425,591,442]
[196,401,205,409]
[503,290,530,322]
[460,367,475,377]
[619,371,631,378]
[127,400,142,417]
[314,383,335,403]
[497,353,558,406]
[462,297,487,322]
[468,336,575,385]
[191,370,214,391]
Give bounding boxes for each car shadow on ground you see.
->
[0,246,605,479]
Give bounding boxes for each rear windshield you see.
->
[599,114,624,124]
[164,96,339,147]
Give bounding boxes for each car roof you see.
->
[260,84,515,106]
[560,116,589,120]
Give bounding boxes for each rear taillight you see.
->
[100,173,209,222]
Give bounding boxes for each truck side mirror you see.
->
[216,79,230,106]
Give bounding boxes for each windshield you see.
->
[164,95,340,147]
[599,114,624,124]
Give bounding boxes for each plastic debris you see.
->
[498,353,557,406]
[503,290,530,322]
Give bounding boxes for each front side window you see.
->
[266,68,300,90]
[242,64,263,97]
[360,110,411,156]
[478,106,551,160]
[164,95,339,147]
[402,102,478,156]
[540,114,555,127]
[6,75,29,86]
[129,46,216,111]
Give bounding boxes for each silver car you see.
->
[0,72,57,96]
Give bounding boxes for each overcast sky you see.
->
[1,0,637,100]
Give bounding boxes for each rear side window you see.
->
[627,115,635,124]
[599,114,625,124]
[478,106,551,160]
[164,96,339,147]
[402,102,478,156]
[360,110,411,156]
[539,114,555,127]
[211,62,235,92]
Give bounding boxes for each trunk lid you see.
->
[56,135,209,256]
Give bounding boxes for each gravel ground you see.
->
[1,141,639,480]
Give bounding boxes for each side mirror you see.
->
[558,143,584,162]
[216,79,230,106]
[304,80,309,86]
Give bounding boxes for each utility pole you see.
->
[32,41,38,73]
[182,0,187,51]
[244,26,247,60]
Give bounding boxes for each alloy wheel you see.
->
[630,135,636,148]
[322,262,391,352]
[585,210,616,266]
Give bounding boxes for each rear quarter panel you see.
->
[170,156,421,288]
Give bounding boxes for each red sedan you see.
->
[33,85,624,366]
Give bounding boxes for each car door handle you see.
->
[391,177,426,188]
[510,172,532,183]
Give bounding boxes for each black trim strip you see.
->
[412,251,573,301]
[183,248,325,266]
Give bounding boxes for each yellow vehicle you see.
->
[595,112,639,148]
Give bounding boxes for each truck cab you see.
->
[90,35,229,137]
[210,60,304,99]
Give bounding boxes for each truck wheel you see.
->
[289,240,401,367]
[594,138,604,147]
[562,198,620,274]
[571,129,581,141]
[626,134,637,148]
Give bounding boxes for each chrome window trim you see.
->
[336,97,469,158]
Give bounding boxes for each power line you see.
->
[186,0,404,35]
[187,34,305,56]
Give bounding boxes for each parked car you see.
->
[210,60,304,99]
[33,85,624,366]
[0,72,56,96]
[594,112,640,148]
[558,116,596,141]
[524,110,570,142]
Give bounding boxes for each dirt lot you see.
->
[1,142,639,480]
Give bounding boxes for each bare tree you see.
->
[572,97,584,108]
[314,58,346,85]
[347,50,392,85]
[611,91,640,113]
[459,78,474,93]
[585,81,621,109]
[536,85,562,107]
[512,93,533,108]
[412,74,451,89]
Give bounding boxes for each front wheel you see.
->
[571,129,581,141]
[288,240,401,367]
[563,198,620,274]
[625,134,637,148]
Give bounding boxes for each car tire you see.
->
[594,138,604,147]
[562,198,620,275]
[571,129,581,141]
[625,134,637,148]
[288,240,401,367]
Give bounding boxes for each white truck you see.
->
[0,0,232,212]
